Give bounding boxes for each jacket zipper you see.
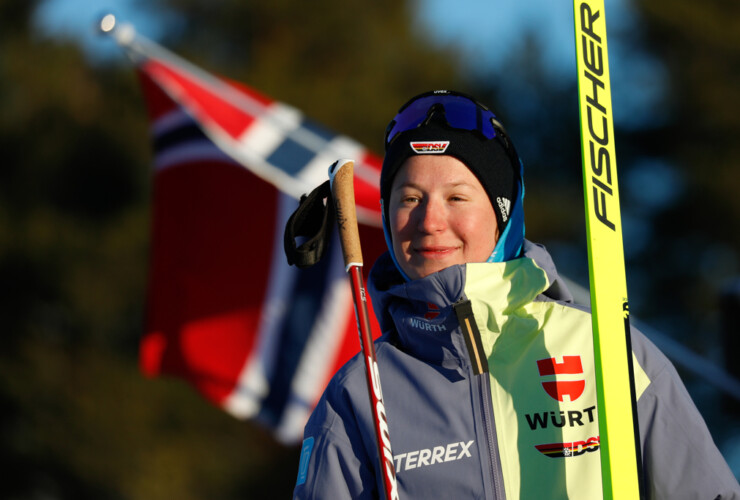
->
[454,299,506,500]
[480,374,505,500]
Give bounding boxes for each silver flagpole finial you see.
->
[97,13,136,46]
[99,13,117,34]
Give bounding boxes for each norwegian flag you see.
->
[119,26,387,444]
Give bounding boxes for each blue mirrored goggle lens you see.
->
[385,94,497,145]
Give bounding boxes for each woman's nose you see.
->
[417,198,446,233]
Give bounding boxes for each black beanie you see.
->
[381,103,519,232]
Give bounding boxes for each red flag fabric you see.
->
[125,30,387,444]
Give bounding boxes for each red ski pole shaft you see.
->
[328,159,399,500]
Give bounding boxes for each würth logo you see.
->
[410,141,449,154]
[410,302,446,332]
[424,302,440,320]
[537,356,585,402]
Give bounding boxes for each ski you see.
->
[573,1,643,499]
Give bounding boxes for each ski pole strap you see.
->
[284,180,334,268]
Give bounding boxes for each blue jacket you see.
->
[293,241,739,499]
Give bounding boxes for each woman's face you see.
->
[389,155,499,280]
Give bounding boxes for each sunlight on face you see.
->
[389,155,499,280]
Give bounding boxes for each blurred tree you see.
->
[158,0,470,151]
[2,0,470,497]
[624,0,740,355]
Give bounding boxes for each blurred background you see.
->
[2,0,739,497]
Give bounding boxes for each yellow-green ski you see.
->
[573,1,643,498]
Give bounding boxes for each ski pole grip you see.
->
[328,159,363,269]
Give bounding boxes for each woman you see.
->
[293,90,739,499]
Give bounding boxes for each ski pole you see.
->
[573,1,644,498]
[328,159,399,500]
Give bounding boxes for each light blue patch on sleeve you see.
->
[296,436,315,486]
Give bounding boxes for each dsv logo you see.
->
[536,356,585,402]
[535,436,600,459]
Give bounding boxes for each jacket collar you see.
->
[367,240,573,371]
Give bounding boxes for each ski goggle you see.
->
[384,90,505,147]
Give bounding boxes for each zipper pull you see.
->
[453,300,489,375]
